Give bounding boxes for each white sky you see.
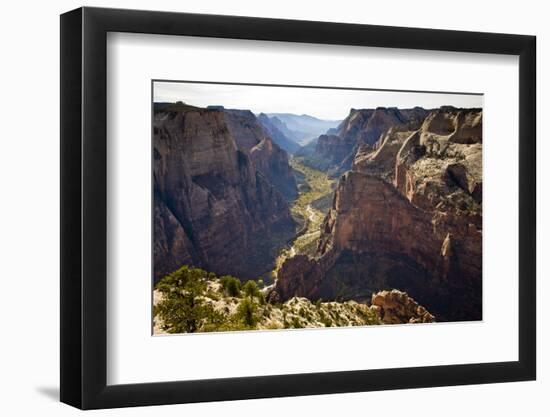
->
[153,81,482,121]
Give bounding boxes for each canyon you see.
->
[153,101,482,325]
[274,106,482,321]
[153,103,296,281]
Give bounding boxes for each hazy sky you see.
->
[153,81,482,121]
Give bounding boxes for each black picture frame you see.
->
[60,6,536,410]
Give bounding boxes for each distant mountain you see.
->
[265,116,302,144]
[257,113,301,154]
[266,113,341,145]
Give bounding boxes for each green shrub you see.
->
[291,317,304,329]
[235,298,259,328]
[206,290,220,301]
[155,266,206,292]
[258,292,266,305]
[242,280,260,301]
[220,275,241,297]
[154,266,214,333]
[200,308,229,332]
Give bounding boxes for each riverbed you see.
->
[267,157,335,288]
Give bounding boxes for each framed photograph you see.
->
[60,6,536,409]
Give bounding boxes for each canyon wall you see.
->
[223,109,298,200]
[276,106,482,321]
[312,107,429,174]
[153,104,296,282]
[257,113,301,155]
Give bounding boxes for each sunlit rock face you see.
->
[276,107,482,322]
[312,107,429,175]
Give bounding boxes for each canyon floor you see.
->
[271,157,336,282]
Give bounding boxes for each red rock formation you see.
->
[153,105,295,281]
[276,107,482,321]
[353,128,415,181]
[223,109,297,200]
[371,290,435,324]
[312,107,429,174]
[314,134,356,170]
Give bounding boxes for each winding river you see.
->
[265,157,335,290]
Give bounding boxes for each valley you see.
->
[270,157,336,286]
[152,94,483,333]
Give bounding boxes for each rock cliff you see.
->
[257,113,301,155]
[153,104,296,282]
[311,107,429,174]
[370,289,435,324]
[223,109,297,200]
[276,107,482,321]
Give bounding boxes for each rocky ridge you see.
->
[153,104,296,281]
[311,107,429,174]
[257,113,301,155]
[276,106,483,321]
[223,109,298,200]
[153,274,434,334]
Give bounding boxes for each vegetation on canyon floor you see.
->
[271,157,335,272]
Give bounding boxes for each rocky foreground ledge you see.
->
[153,267,434,334]
[371,289,435,324]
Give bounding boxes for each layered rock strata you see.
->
[153,104,296,281]
[313,107,429,174]
[223,109,297,200]
[276,107,482,321]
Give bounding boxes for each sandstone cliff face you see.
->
[153,106,295,281]
[223,109,297,200]
[371,290,435,324]
[352,128,414,181]
[393,107,482,211]
[312,107,429,174]
[276,107,482,321]
[312,109,372,172]
[315,134,356,169]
